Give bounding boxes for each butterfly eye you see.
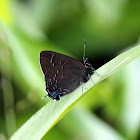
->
[49,87,53,93]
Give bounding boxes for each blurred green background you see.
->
[0,0,140,140]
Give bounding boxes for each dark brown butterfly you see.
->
[40,41,95,101]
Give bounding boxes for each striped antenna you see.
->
[83,39,86,62]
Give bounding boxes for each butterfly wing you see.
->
[40,51,87,96]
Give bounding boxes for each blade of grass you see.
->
[0,20,43,91]
[122,58,140,139]
[66,108,125,140]
[10,43,140,140]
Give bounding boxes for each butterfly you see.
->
[40,40,95,100]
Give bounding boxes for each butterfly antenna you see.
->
[83,39,86,63]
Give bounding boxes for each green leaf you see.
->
[10,43,140,140]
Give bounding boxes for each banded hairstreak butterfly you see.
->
[40,40,95,101]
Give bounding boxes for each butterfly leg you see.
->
[94,71,103,77]
[90,77,95,85]
[82,85,83,94]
